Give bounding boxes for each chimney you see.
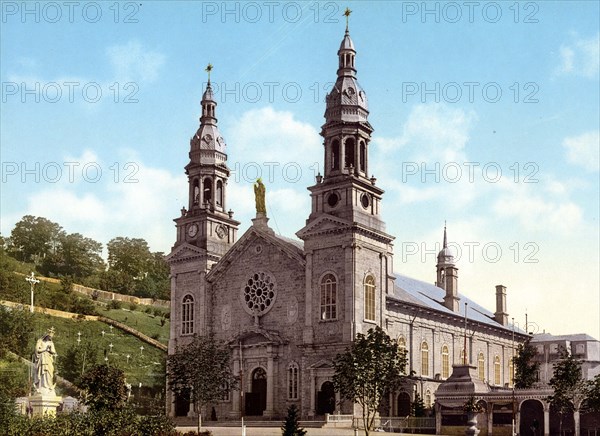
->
[443,265,459,312]
[494,285,508,326]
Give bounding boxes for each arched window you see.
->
[460,348,467,365]
[478,352,485,381]
[203,177,212,204]
[181,294,194,335]
[364,275,375,321]
[320,274,337,320]
[331,140,340,171]
[288,362,299,400]
[193,179,200,205]
[344,137,355,169]
[421,341,429,377]
[425,389,432,408]
[494,355,501,385]
[441,345,450,379]
[216,180,223,207]
[509,357,514,387]
[359,141,366,172]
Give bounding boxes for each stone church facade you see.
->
[166,24,529,419]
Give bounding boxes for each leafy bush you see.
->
[107,299,122,310]
[129,302,138,311]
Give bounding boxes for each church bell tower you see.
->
[297,13,395,343]
[171,65,240,270]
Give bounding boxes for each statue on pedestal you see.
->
[253,178,266,215]
[33,327,57,394]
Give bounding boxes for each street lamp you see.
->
[25,272,40,313]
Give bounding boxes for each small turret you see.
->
[436,224,459,312]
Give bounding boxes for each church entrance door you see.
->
[317,381,335,415]
[245,367,267,416]
[174,388,191,417]
[396,392,411,416]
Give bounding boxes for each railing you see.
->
[325,413,354,423]
[354,416,436,432]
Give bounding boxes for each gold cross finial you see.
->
[205,63,213,82]
[344,7,352,31]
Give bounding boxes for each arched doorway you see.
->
[520,399,544,436]
[317,381,336,415]
[245,367,267,416]
[397,392,411,417]
[174,388,191,417]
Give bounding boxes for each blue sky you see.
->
[1,1,599,337]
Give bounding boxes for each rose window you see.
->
[242,272,276,316]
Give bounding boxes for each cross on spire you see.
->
[344,7,352,32]
[205,63,213,83]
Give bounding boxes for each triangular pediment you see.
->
[206,225,305,282]
[165,243,206,264]
[296,214,351,239]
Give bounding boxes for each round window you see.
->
[361,193,370,209]
[327,192,340,208]
[241,272,276,316]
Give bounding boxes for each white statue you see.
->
[33,327,57,394]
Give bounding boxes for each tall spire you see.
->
[189,64,227,165]
[443,221,447,249]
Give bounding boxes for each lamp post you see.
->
[25,272,40,313]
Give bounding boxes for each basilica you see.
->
[166,23,529,420]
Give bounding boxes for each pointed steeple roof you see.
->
[189,64,227,165]
[324,12,369,124]
[437,223,455,265]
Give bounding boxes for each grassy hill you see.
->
[0,254,170,406]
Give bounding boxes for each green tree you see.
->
[60,341,99,386]
[547,347,587,434]
[107,237,152,278]
[281,404,307,436]
[79,364,128,412]
[0,357,30,433]
[41,233,105,278]
[167,334,237,433]
[333,327,407,436]
[0,306,34,358]
[8,215,64,263]
[411,393,426,417]
[585,374,600,413]
[514,339,540,388]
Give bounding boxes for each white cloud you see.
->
[371,104,479,207]
[557,33,599,78]
[563,131,600,171]
[18,156,186,255]
[106,40,166,83]
[492,180,583,235]
[227,107,321,170]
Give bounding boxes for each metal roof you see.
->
[391,273,526,334]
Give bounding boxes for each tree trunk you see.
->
[197,405,202,434]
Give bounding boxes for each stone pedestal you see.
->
[29,393,62,417]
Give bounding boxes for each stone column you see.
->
[574,410,580,436]
[543,405,550,436]
[309,369,316,417]
[265,353,275,417]
[487,404,493,435]
[304,252,313,344]
[335,391,341,413]
[231,358,240,417]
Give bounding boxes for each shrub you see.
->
[107,299,122,310]
[129,302,138,311]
